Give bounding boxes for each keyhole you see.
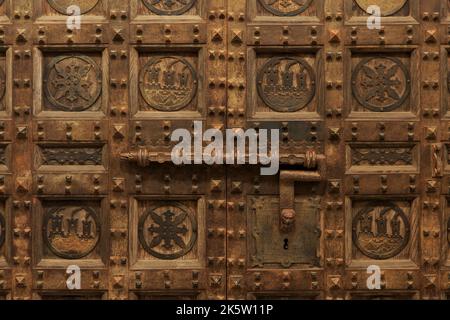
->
[283,238,289,250]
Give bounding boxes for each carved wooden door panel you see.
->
[0,0,447,300]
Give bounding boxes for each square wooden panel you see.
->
[33,48,109,118]
[248,196,323,269]
[344,0,418,22]
[32,198,108,268]
[248,48,323,120]
[35,0,107,21]
[345,197,419,268]
[248,0,322,22]
[346,49,419,118]
[0,0,11,23]
[130,197,205,269]
[346,142,419,174]
[131,0,204,20]
[130,47,205,120]
[0,199,10,268]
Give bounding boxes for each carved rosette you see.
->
[139,56,198,112]
[352,56,411,112]
[258,0,313,16]
[352,203,410,260]
[43,207,100,259]
[142,0,197,15]
[47,0,100,15]
[257,56,316,112]
[0,213,4,249]
[139,203,197,260]
[354,0,407,16]
[44,55,102,112]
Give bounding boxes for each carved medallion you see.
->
[352,203,410,260]
[139,203,197,260]
[0,67,5,102]
[355,0,407,16]
[142,0,196,15]
[43,207,100,259]
[352,56,410,112]
[44,55,102,112]
[47,0,100,15]
[139,56,198,112]
[258,0,313,16]
[0,213,5,249]
[257,57,316,112]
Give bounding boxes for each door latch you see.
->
[279,150,326,233]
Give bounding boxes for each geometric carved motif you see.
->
[44,55,102,112]
[354,0,407,16]
[47,0,100,15]
[43,207,100,259]
[258,0,313,16]
[138,203,197,260]
[352,203,410,260]
[142,0,197,15]
[139,57,198,112]
[0,213,4,249]
[352,56,411,112]
[41,146,103,166]
[352,145,414,166]
[257,57,316,112]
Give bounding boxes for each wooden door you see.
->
[0,0,447,300]
[227,0,447,300]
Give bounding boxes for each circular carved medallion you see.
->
[47,0,100,15]
[139,56,198,112]
[142,0,196,15]
[0,213,5,249]
[355,0,407,17]
[352,56,410,112]
[0,67,6,102]
[257,57,316,112]
[258,0,313,16]
[44,55,102,112]
[139,203,197,260]
[43,207,100,259]
[352,203,410,260]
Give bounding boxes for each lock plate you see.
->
[249,196,321,269]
